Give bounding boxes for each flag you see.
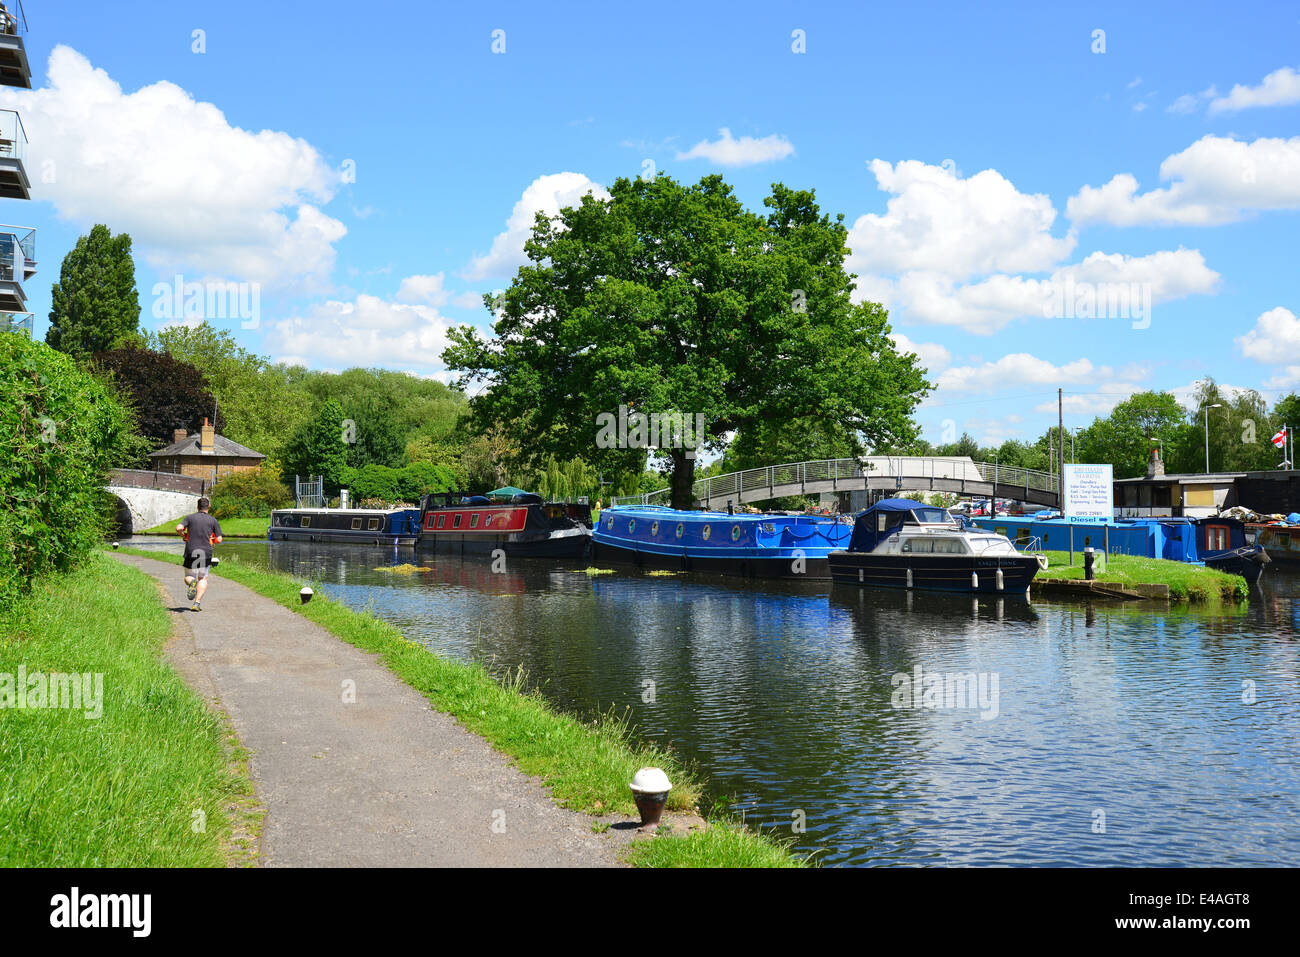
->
[1273,426,1287,448]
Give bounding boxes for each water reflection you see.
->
[119,534,1300,866]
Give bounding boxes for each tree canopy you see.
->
[46,225,141,360]
[444,173,931,508]
[91,346,226,454]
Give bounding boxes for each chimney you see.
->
[173,428,188,445]
[200,417,215,454]
[1147,447,1165,479]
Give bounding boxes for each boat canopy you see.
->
[487,486,531,501]
[848,499,953,552]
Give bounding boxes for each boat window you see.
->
[483,515,493,527]
[1206,525,1229,550]
[675,523,685,539]
[470,514,480,528]
[912,507,950,524]
[995,526,1007,537]
[301,516,311,527]
[351,518,362,530]
[628,519,636,534]
[368,518,380,531]
[1016,529,1031,547]
[436,515,446,529]
[935,538,970,554]
[703,525,712,541]
[903,538,933,553]
[651,521,659,535]
[732,525,742,541]
[453,514,463,529]
[606,516,615,530]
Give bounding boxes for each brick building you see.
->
[148,418,264,485]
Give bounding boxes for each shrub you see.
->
[0,334,138,611]
[338,461,458,505]
[209,463,292,519]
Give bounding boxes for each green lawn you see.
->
[1035,550,1248,602]
[115,546,806,868]
[142,516,270,538]
[0,554,256,866]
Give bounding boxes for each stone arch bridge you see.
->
[106,469,210,536]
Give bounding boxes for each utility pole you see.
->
[1058,388,1064,494]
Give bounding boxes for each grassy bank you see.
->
[0,554,255,866]
[115,547,805,867]
[143,516,271,538]
[1035,551,1248,602]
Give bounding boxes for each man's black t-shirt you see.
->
[180,512,223,558]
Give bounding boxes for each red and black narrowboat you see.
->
[416,491,592,558]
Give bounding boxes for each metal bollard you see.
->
[1084,546,1095,581]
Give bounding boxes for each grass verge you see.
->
[0,553,254,866]
[114,547,805,867]
[142,516,271,538]
[1035,550,1248,602]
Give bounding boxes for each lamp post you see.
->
[1203,403,1222,473]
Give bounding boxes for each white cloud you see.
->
[1236,307,1300,363]
[265,294,453,374]
[883,249,1217,334]
[674,128,794,166]
[1209,65,1300,114]
[395,273,449,306]
[464,172,609,281]
[1067,135,1300,227]
[936,354,1101,394]
[0,46,345,290]
[451,291,484,310]
[847,160,1075,280]
[889,332,951,373]
[1167,85,1218,114]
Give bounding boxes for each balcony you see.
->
[0,310,31,335]
[0,109,28,199]
[0,1,29,90]
[0,224,34,311]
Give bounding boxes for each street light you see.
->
[1204,403,1223,473]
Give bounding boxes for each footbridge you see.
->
[612,456,1061,510]
[106,469,210,536]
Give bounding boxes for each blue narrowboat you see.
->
[268,507,423,546]
[590,505,853,579]
[969,514,1268,584]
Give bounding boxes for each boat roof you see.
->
[604,505,841,522]
[272,507,415,514]
[864,498,933,513]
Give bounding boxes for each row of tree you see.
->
[919,381,1300,479]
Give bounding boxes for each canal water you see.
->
[127,536,1300,866]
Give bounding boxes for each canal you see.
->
[127,536,1300,866]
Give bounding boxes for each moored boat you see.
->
[830,498,1046,593]
[416,491,592,558]
[1246,522,1300,564]
[268,507,422,546]
[590,505,853,579]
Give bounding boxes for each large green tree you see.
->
[45,225,141,359]
[443,174,931,508]
[91,346,226,453]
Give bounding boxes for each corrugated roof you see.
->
[149,432,264,459]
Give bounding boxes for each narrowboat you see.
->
[268,507,423,546]
[969,514,1268,585]
[416,491,592,558]
[590,505,853,579]
[830,499,1046,593]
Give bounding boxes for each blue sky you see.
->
[3,0,1299,449]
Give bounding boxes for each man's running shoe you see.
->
[186,581,198,601]
[191,601,202,612]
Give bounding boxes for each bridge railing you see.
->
[107,468,208,495]
[612,458,1060,507]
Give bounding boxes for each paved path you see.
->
[114,554,620,867]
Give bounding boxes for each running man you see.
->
[177,497,223,612]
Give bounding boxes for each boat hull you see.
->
[590,538,832,579]
[829,552,1042,593]
[1202,545,1268,585]
[418,529,591,559]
